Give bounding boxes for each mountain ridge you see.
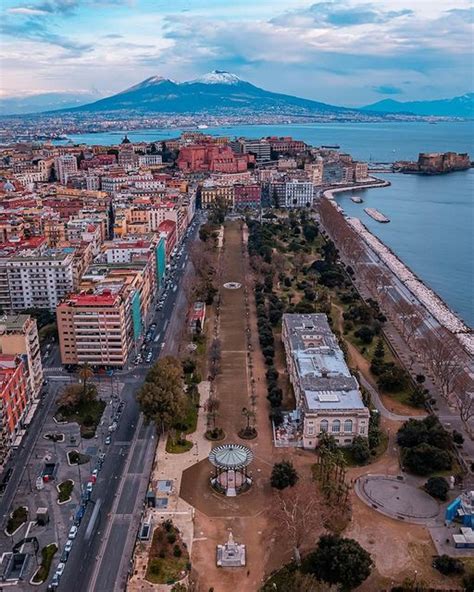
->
[361,93,474,118]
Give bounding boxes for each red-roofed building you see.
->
[158,220,177,258]
[177,144,254,173]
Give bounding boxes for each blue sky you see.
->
[1,0,473,105]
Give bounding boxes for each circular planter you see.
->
[238,428,258,440]
[205,429,226,442]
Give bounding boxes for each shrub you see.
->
[402,443,451,476]
[173,545,182,557]
[350,436,371,464]
[270,460,299,490]
[433,554,464,575]
[167,532,177,544]
[424,477,449,501]
[354,326,375,344]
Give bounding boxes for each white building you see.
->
[138,154,163,167]
[273,180,314,208]
[6,250,76,311]
[282,313,370,449]
[55,155,78,185]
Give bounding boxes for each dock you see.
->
[364,208,390,223]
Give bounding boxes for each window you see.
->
[344,419,353,433]
[331,420,341,433]
[360,427,365,435]
[320,419,328,433]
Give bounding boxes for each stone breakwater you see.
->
[348,217,472,347]
[323,178,391,199]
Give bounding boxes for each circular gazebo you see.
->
[208,444,253,496]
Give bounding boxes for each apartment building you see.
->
[201,185,235,209]
[55,155,78,185]
[282,314,370,449]
[0,314,43,401]
[6,249,76,311]
[0,355,29,459]
[273,180,314,208]
[57,290,133,367]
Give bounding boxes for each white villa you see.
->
[281,313,370,449]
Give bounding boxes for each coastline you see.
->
[321,182,473,355]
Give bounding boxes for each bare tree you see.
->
[208,338,222,380]
[274,478,324,563]
[417,328,465,400]
[453,373,474,427]
[203,397,220,429]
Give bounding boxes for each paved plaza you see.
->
[356,475,440,523]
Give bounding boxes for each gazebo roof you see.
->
[208,444,253,470]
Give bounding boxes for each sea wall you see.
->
[320,188,473,357]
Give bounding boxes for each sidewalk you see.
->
[127,381,212,592]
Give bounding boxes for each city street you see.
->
[0,213,203,591]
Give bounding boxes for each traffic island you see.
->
[57,479,74,504]
[5,505,28,536]
[31,543,58,585]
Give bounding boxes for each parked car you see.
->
[86,481,93,493]
[108,422,117,432]
[105,436,111,445]
[65,540,73,553]
[98,452,106,461]
[55,563,65,578]
[68,525,78,539]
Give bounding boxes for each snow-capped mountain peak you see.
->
[119,76,175,94]
[190,70,242,85]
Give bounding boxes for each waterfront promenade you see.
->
[319,194,474,467]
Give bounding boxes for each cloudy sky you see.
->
[1,0,473,105]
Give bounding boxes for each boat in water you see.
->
[364,208,390,223]
[351,196,363,203]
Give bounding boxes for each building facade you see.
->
[0,314,43,402]
[282,313,370,449]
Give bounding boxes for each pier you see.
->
[364,207,390,223]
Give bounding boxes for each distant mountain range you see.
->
[51,70,358,118]
[1,72,472,119]
[0,91,101,115]
[361,93,474,118]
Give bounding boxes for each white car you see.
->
[91,468,99,479]
[86,481,93,493]
[108,422,117,432]
[64,540,73,553]
[55,562,65,577]
[68,525,78,539]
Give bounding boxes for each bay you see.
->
[54,121,474,326]
[333,170,474,327]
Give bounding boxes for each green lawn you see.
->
[146,523,190,584]
[32,543,57,583]
[165,438,193,454]
[6,506,27,535]
[57,479,74,503]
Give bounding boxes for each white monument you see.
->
[216,531,246,567]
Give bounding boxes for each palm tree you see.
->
[77,363,94,400]
[241,407,255,433]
